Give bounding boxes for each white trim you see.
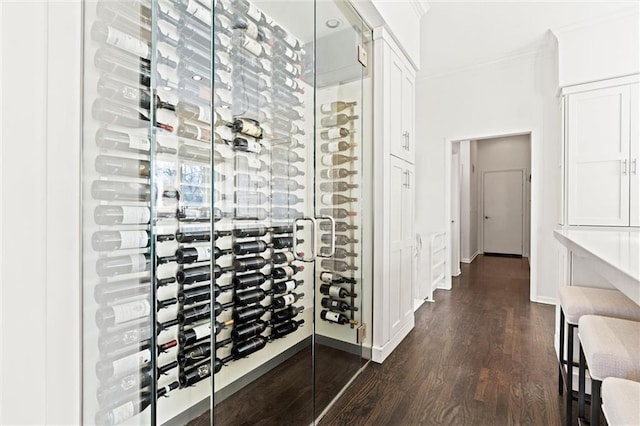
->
[409,0,430,18]
[461,251,480,264]
[561,73,640,95]
[534,296,557,306]
[551,6,639,37]
[371,317,415,363]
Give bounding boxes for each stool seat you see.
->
[578,315,640,382]
[602,378,640,426]
[559,287,640,325]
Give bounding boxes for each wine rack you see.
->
[83,0,313,424]
[316,101,361,329]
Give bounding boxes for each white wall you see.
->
[554,8,640,87]
[415,35,561,303]
[475,135,532,257]
[1,1,82,424]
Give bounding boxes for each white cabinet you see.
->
[388,48,416,162]
[564,77,640,226]
[372,27,416,363]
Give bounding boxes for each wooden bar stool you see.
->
[577,315,640,426]
[558,286,640,426]
[601,377,640,426]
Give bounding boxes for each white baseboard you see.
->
[372,317,415,363]
[461,251,480,264]
[436,282,452,291]
[532,296,556,305]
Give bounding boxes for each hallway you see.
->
[320,255,562,425]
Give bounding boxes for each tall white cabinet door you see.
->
[567,85,631,226]
[388,157,405,337]
[630,83,640,226]
[400,162,415,324]
[402,72,415,161]
[388,50,405,160]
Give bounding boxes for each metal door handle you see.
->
[622,159,628,175]
[632,158,637,175]
[293,217,317,262]
[485,216,491,219]
[406,131,410,151]
[402,131,409,150]
[316,215,336,258]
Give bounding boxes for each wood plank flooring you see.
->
[320,255,563,426]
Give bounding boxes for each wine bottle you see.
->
[233,32,271,58]
[96,347,152,380]
[272,42,301,64]
[270,136,304,149]
[231,49,271,76]
[93,47,177,91]
[272,305,304,323]
[234,173,268,188]
[320,141,357,154]
[92,99,173,132]
[176,264,233,284]
[319,221,358,232]
[97,319,178,353]
[272,279,303,294]
[231,320,271,341]
[96,254,150,277]
[320,194,357,206]
[232,67,271,91]
[320,310,358,325]
[175,230,229,243]
[270,117,305,135]
[176,101,213,125]
[320,259,358,272]
[233,288,273,306]
[270,148,303,163]
[320,127,353,140]
[96,298,177,329]
[94,279,159,304]
[95,381,178,425]
[96,360,178,405]
[272,24,302,50]
[233,207,269,220]
[321,297,359,312]
[97,75,175,111]
[95,128,176,155]
[271,292,304,309]
[271,319,304,339]
[171,0,213,27]
[178,302,234,325]
[175,247,231,264]
[232,238,299,255]
[272,58,300,79]
[271,207,304,220]
[232,256,268,273]
[272,264,305,279]
[232,0,268,25]
[224,191,269,205]
[233,225,295,238]
[179,319,234,347]
[272,162,304,177]
[232,15,266,41]
[318,208,357,219]
[322,234,359,246]
[92,230,150,251]
[271,251,296,265]
[319,283,356,299]
[178,341,212,366]
[319,271,357,284]
[320,168,357,180]
[271,177,305,191]
[178,285,209,306]
[178,121,211,143]
[231,335,269,359]
[233,304,269,323]
[272,86,304,106]
[271,192,303,205]
[320,101,357,114]
[95,155,150,178]
[320,247,358,259]
[321,114,359,128]
[272,70,304,94]
[179,357,230,386]
[91,181,178,202]
[319,181,359,192]
[321,154,357,167]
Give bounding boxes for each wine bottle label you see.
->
[118,230,148,249]
[199,85,211,99]
[281,266,294,277]
[242,37,263,57]
[320,272,333,282]
[324,311,341,323]
[122,329,142,345]
[195,247,211,261]
[129,254,148,273]
[246,157,261,169]
[321,155,334,167]
[112,299,151,324]
[245,140,262,153]
[247,4,262,22]
[328,286,342,298]
[187,0,212,26]
[320,104,333,114]
[281,252,295,263]
[197,105,212,124]
[284,62,297,75]
[127,135,151,151]
[325,141,342,152]
[283,33,297,49]
[119,372,140,391]
[196,126,211,142]
[283,280,296,291]
[110,401,135,424]
[329,300,340,309]
[283,47,296,61]
[326,128,344,139]
[120,207,151,224]
[106,26,150,59]
[321,194,334,205]
[193,323,211,340]
[112,349,151,377]
[281,293,296,306]
[244,20,259,41]
[120,85,139,102]
[196,363,210,378]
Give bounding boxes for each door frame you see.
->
[444,130,536,301]
[481,168,525,255]
[450,145,462,276]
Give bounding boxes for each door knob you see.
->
[485,216,491,219]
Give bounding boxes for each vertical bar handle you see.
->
[293,217,317,262]
[316,216,336,258]
[622,159,628,175]
[632,158,637,175]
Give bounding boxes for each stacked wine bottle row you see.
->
[86,0,310,424]
[316,101,360,328]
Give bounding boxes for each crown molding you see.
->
[551,5,638,37]
[409,0,430,18]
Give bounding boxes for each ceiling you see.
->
[420,1,640,77]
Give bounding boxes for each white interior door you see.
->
[483,170,524,255]
[450,149,461,275]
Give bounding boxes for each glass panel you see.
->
[211,0,315,425]
[313,0,372,416]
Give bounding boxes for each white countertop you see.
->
[554,228,640,305]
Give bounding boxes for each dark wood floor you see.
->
[320,255,564,425]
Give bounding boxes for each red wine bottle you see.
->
[95,297,177,328]
[272,279,303,294]
[97,75,176,111]
[320,247,358,259]
[233,225,296,238]
[175,229,232,243]
[319,283,356,299]
[233,288,274,306]
[271,177,305,191]
[95,128,176,155]
[92,230,151,251]
[271,264,304,280]
[231,320,272,341]
[91,181,178,202]
[232,237,300,255]
[233,304,269,323]
[178,319,234,346]
[320,310,358,325]
[95,381,178,425]
[178,285,211,306]
[272,305,304,323]
[319,221,358,232]
[178,302,234,325]
[175,246,232,264]
[96,361,177,405]
[92,98,173,132]
[320,259,358,272]
[321,297,359,312]
[318,208,357,219]
[178,341,211,366]
[272,292,304,309]
[176,264,233,284]
[320,168,357,180]
[96,254,150,277]
[97,319,178,353]
[231,335,270,359]
[321,234,359,246]
[319,271,357,284]
[271,319,304,339]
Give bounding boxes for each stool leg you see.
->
[578,344,586,419]
[559,310,565,396]
[590,379,601,426]
[566,324,575,426]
